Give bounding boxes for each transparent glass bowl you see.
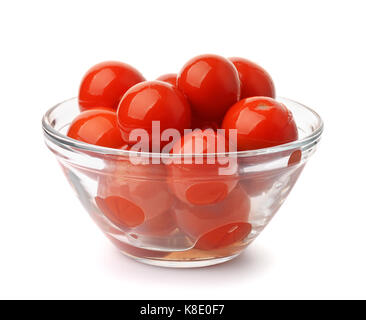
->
[42,97,323,268]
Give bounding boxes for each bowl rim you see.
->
[42,97,324,158]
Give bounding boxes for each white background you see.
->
[0,0,365,300]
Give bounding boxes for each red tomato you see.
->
[167,130,238,206]
[222,97,298,151]
[175,185,251,250]
[229,57,275,99]
[117,81,192,152]
[156,73,177,86]
[177,54,240,121]
[96,159,174,233]
[78,61,145,112]
[67,109,126,148]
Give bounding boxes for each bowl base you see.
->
[107,234,250,268]
[120,250,242,268]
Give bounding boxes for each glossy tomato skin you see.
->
[229,57,275,99]
[222,97,298,151]
[174,185,251,250]
[67,109,126,148]
[156,73,177,86]
[78,61,145,112]
[117,81,192,152]
[167,129,238,206]
[177,54,240,121]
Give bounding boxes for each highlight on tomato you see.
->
[229,57,275,99]
[177,54,241,121]
[117,81,192,152]
[79,61,145,112]
[67,109,126,148]
[222,96,298,151]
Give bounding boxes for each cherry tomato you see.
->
[67,109,126,148]
[156,73,177,86]
[174,185,251,250]
[78,61,145,112]
[117,81,192,152]
[222,97,298,151]
[177,54,240,121]
[167,129,238,206]
[96,159,174,233]
[229,57,275,99]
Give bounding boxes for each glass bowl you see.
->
[42,97,323,268]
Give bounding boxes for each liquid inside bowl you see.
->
[42,97,323,267]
